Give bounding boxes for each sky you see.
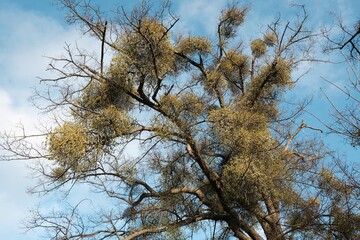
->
[0,0,359,239]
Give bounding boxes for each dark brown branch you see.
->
[340,29,360,51]
[123,212,228,240]
[100,21,107,74]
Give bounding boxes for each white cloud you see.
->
[0,89,35,129]
[0,5,99,240]
[175,0,226,36]
[0,89,40,239]
[0,6,99,106]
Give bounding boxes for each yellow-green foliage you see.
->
[209,106,289,204]
[204,70,227,93]
[154,93,205,140]
[209,107,268,147]
[108,55,134,91]
[287,207,318,230]
[159,94,183,117]
[319,168,352,198]
[251,39,267,58]
[258,59,292,87]
[331,206,360,238]
[80,81,107,110]
[79,79,132,112]
[246,59,292,109]
[181,93,205,118]
[51,166,68,180]
[91,105,132,141]
[221,142,288,206]
[219,7,246,39]
[319,168,340,192]
[223,156,268,205]
[176,37,212,55]
[263,32,277,46]
[222,51,249,70]
[151,95,183,140]
[48,122,89,171]
[159,93,205,119]
[317,168,360,237]
[220,51,249,92]
[120,18,175,79]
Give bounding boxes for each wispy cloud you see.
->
[174,0,226,36]
[0,5,99,105]
[0,89,40,239]
[0,5,98,239]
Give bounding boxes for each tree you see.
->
[1,1,360,239]
[320,20,360,239]
[323,18,360,146]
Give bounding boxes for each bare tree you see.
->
[323,18,360,146]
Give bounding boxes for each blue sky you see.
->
[0,0,359,239]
